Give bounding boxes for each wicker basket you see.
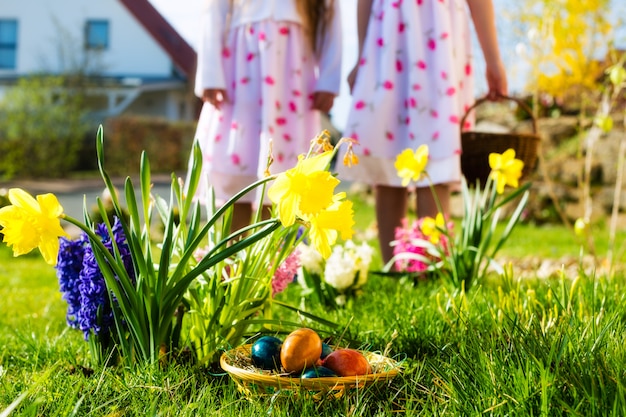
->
[461,95,540,186]
[220,344,401,400]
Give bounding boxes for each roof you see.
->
[118,0,197,78]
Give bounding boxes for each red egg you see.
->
[322,349,371,377]
[280,328,322,373]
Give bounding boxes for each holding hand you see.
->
[312,91,336,114]
[485,60,508,100]
[202,88,228,110]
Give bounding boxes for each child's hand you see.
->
[202,88,228,110]
[312,91,335,114]
[485,61,507,100]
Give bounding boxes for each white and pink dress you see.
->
[191,0,342,203]
[336,0,476,187]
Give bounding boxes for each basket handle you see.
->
[460,94,538,134]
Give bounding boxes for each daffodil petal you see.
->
[308,223,336,259]
[298,171,338,215]
[8,188,40,214]
[37,193,65,218]
[267,174,290,204]
[395,146,429,185]
[435,212,445,228]
[0,188,67,266]
[278,192,299,226]
[420,216,435,236]
[39,235,61,265]
[502,149,517,161]
[489,153,502,170]
[0,206,39,256]
[299,151,334,173]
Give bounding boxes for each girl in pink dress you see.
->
[337,0,508,264]
[191,0,342,232]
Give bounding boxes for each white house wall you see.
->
[1,0,173,78]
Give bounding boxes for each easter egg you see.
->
[251,336,282,370]
[321,342,333,359]
[322,349,371,377]
[301,366,338,378]
[280,328,322,373]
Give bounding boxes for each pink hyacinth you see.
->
[392,218,429,273]
[272,250,300,296]
[392,217,453,274]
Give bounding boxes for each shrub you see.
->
[103,116,196,175]
[0,75,89,179]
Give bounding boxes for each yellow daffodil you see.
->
[395,145,429,186]
[308,198,355,258]
[420,212,445,244]
[268,151,337,226]
[488,149,524,194]
[0,188,69,265]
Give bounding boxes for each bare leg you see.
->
[416,184,450,218]
[375,185,408,265]
[234,204,273,236]
[261,205,272,221]
[231,202,253,235]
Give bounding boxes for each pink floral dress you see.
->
[191,0,342,204]
[192,20,321,204]
[336,0,476,187]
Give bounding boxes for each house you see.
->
[0,0,199,121]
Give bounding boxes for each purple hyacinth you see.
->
[57,234,88,328]
[56,217,134,340]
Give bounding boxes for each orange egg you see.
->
[280,328,322,373]
[322,349,371,377]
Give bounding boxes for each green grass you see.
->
[3,255,626,415]
[2,193,626,416]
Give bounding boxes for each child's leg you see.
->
[231,202,253,235]
[375,185,408,265]
[416,184,450,218]
[232,203,273,235]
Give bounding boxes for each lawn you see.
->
[2,190,626,416]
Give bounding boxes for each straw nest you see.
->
[220,344,402,400]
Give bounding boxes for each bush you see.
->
[0,75,89,179]
[103,115,196,175]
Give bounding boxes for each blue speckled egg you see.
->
[251,336,282,370]
[301,366,338,378]
[321,342,333,359]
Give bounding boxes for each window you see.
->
[0,20,18,70]
[85,20,109,50]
